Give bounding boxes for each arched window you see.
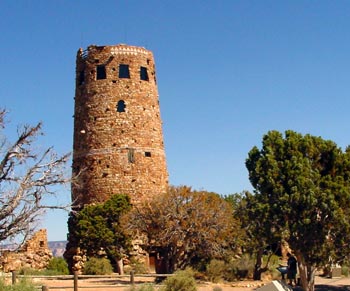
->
[117,100,126,112]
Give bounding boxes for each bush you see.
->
[212,287,223,291]
[224,254,255,281]
[160,268,197,291]
[342,265,349,277]
[206,260,226,283]
[0,277,37,291]
[83,257,113,275]
[124,258,149,274]
[47,257,69,275]
[127,284,156,291]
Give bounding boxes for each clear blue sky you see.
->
[1,1,350,241]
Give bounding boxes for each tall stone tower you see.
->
[72,44,168,207]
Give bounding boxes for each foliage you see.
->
[83,257,113,275]
[126,284,156,291]
[342,265,349,277]
[47,257,69,275]
[124,186,242,273]
[212,287,223,291]
[226,191,281,280]
[0,277,37,291]
[0,109,70,245]
[246,130,350,291]
[68,194,132,268]
[205,259,226,283]
[160,268,197,291]
[124,258,149,274]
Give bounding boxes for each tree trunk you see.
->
[253,249,264,280]
[116,258,124,275]
[296,255,316,291]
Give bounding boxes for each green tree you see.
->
[68,194,132,274]
[226,192,280,280]
[125,186,242,273]
[246,130,350,291]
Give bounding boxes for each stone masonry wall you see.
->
[0,229,52,272]
[72,44,168,207]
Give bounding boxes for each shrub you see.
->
[0,277,37,291]
[206,260,226,283]
[160,268,197,291]
[212,287,223,291]
[342,265,349,277]
[224,254,255,281]
[47,257,69,275]
[18,268,41,276]
[83,257,113,275]
[126,284,156,291]
[124,258,149,274]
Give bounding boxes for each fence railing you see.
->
[7,271,172,290]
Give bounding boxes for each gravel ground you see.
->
[34,275,350,291]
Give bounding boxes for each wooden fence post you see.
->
[130,270,135,285]
[74,271,78,291]
[11,271,16,285]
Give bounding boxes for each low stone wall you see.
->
[0,229,52,272]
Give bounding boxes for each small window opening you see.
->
[119,64,130,78]
[140,67,149,81]
[39,241,45,247]
[96,65,106,80]
[78,70,85,85]
[117,100,126,112]
[128,148,135,163]
[145,152,151,157]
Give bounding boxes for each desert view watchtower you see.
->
[72,44,168,207]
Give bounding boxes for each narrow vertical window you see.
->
[78,70,85,85]
[119,64,130,78]
[140,66,149,81]
[128,148,135,163]
[96,65,106,80]
[117,100,126,112]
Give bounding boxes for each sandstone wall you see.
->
[72,44,168,207]
[0,229,52,272]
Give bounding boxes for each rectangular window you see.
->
[140,66,149,81]
[128,148,135,163]
[145,151,151,157]
[119,64,130,78]
[96,65,106,80]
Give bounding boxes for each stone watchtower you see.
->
[65,44,168,272]
[72,44,168,207]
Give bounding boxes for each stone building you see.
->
[65,44,169,272]
[0,229,52,272]
[71,44,168,206]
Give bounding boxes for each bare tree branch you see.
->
[0,109,71,245]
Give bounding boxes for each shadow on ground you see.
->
[294,285,350,291]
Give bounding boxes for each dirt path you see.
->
[33,275,350,291]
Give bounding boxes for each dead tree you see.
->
[0,109,71,246]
